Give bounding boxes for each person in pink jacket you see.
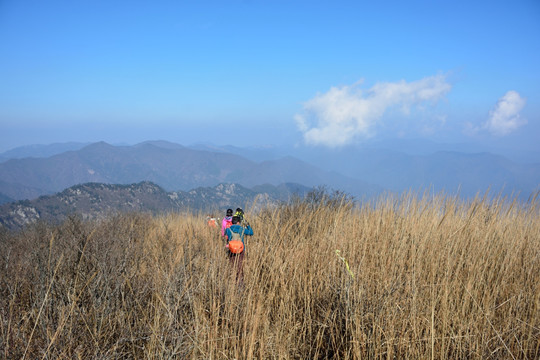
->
[221,208,233,238]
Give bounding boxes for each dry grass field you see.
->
[1,190,539,359]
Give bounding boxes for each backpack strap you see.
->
[230,224,245,239]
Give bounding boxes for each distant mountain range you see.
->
[193,142,540,200]
[290,147,540,200]
[0,181,312,229]
[0,142,91,162]
[0,141,380,203]
[0,140,538,206]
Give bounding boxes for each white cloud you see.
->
[482,91,526,136]
[295,75,451,147]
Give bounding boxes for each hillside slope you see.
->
[0,181,311,229]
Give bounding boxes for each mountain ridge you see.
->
[0,140,538,203]
[0,141,380,202]
[0,181,312,230]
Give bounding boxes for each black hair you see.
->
[226,208,233,216]
[232,216,241,224]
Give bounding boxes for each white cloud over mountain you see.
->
[295,75,451,147]
[483,91,526,136]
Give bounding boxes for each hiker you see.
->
[221,208,234,238]
[206,215,218,228]
[234,208,244,222]
[224,215,253,284]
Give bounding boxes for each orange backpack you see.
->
[228,231,244,254]
[207,218,217,227]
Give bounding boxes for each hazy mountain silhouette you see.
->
[1,140,538,203]
[187,142,540,200]
[292,147,540,199]
[0,142,90,162]
[0,141,380,202]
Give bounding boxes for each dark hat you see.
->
[226,208,233,216]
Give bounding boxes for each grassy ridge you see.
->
[1,192,539,359]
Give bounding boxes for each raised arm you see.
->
[243,225,254,236]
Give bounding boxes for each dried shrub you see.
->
[1,192,538,359]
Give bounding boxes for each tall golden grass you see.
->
[1,191,539,359]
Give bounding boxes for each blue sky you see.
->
[1,0,539,155]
